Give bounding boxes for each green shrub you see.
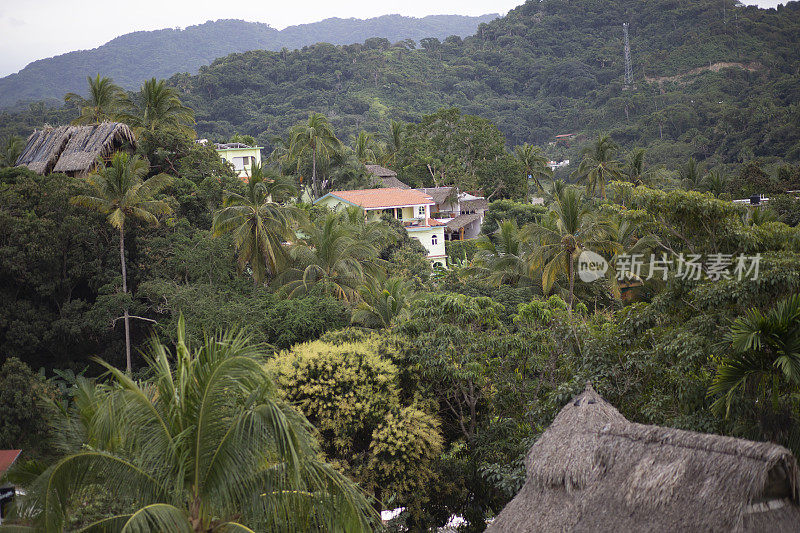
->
[0,358,52,453]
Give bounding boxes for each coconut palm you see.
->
[351,131,381,164]
[383,119,405,166]
[524,188,607,308]
[70,152,172,372]
[702,170,728,197]
[351,277,413,328]
[10,318,377,532]
[680,157,705,191]
[513,143,552,200]
[572,134,622,199]
[0,134,25,167]
[290,113,341,199]
[275,212,384,301]
[624,148,647,185]
[709,294,800,421]
[64,74,125,125]
[119,78,195,136]
[602,214,657,299]
[471,219,535,288]
[212,167,299,285]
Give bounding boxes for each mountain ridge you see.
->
[0,13,499,108]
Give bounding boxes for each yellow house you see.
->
[214,142,262,180]
[315,188,447,267]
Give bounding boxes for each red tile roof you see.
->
[0,450,21,477]
[427,218,446,226]
[326,188,434,209]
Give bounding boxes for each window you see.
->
[232,157,246,171]
[418,206,426,217]
[431,234,438,245]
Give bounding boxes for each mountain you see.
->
[0,14,499,108]
[167,0,798,168]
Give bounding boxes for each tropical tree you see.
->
[0,134,25,167]
[64,74,125,125]
[119,78,195,137]
[351,277,413,328]
[351,131,381,165]
[513,143,552,200]
[471,219,535,288]
[275,212,384,301]
[290,113,342,199]
[212,167,299,285]
[572,134,622,199]
[384,119,405,165]
[602,214,656,299]
[70,152,172,372]
[524,188,607,307]
[8,318,377,532]
[709,294,800,418]
[680,157,705,191]
[702,170,728,197]
[624,148,646,185]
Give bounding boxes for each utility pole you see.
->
[623,22,633,87]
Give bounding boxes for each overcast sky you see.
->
[0,0,787,77]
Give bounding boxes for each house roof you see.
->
[318,188,434,209]
[365,164,397,177]
[445,213,482,231]
[461,198,488,212]
[418,187,458,206]
[16,122,136,175]
[0,450,21,478]
[372,175,412,190]
[487,383,800,533]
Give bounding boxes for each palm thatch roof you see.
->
[487,383,800,532]
[16,123,136,176]
[461,197,488,212]
[365,164,411,189]
[445,213,482,231]
[418,187,455,206]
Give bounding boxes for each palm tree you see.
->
[384,119,405,165]
[513,143,552,200]
[702,170,728,197]
[624,148,646,185]
[119,78,195,136]
[0,134,24,167]
[290,113,341,199]
[351,131,381,164]
[680,157,705,191]
[70,152,172,372]
[351,277,413,328]
[524,188,606,308]
[710,294,800,416]
[603,215,656,299]
[572,134,622,199]
[471,219,535,288]
[212,167,299,285]
[275,212,384,301]
[12,319,377,532]
[64,74,125,125]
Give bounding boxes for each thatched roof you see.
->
[461,197,488,212]
[487,383,800,532]
[445,213,482,231]
[418,187,455,206]
[16,123,136,175]
[365,164,397,177]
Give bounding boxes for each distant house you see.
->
[0,450,21,524]
[418,187,488,241]
[487,383,800,532]
[15,122,136,177]
[214,142,262,180]
[365,164,411,189]
[315,188,447,267]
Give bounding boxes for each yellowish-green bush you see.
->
[268,331,443,508]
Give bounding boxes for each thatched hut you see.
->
[487,383,800,532]
[15,122,136,177]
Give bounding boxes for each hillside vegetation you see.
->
[0,14,498,108]
[165,0,798,169]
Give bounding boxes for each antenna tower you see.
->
[623,23,633,87]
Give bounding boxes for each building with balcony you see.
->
[214,142,262,180]
[418,187,488,241]
[315,188,447,267]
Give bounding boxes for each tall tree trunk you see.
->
[311,144,318,199]
[568,253,575,310]
[119,226,132,373]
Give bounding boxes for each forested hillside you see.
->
[166,0,798,169]
[0,14,498,108]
